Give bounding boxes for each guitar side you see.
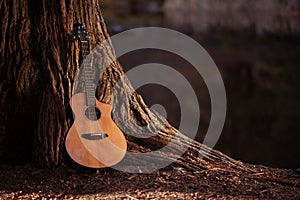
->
[65,93,127,168]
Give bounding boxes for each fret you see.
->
[86,91,95,94]
[84,80,94,85]
[86,89,95,92]
[83,67,93,72]
[86,91,95,95]
[84,75,93,79]
[84,75,94,80]
[85,85,95,88]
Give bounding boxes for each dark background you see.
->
[101,0,300,168]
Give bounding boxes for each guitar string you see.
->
[80,31,105,165]
[81,36,105,135]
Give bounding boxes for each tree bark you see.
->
[0,0,252,173]
[0,0,103,166]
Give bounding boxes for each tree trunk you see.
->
[0,0,251,173]
[0,0,109,167]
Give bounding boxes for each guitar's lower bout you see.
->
[65,93,127,168]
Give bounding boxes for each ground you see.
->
[0,163,299,199]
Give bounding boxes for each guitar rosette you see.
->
[86,27,227,173]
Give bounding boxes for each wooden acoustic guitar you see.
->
[65,23,127,168]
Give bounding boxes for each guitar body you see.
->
[65,93,127,168]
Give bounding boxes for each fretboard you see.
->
[80,40,96,107]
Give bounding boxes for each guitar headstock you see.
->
[73,23,90,42]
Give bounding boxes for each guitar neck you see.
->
[80,40,96,107]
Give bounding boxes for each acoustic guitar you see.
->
[65,23,127,168]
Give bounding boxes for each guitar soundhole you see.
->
[81,133,108,140]
[85,106,101,121]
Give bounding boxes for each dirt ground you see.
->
[0,163,299,199]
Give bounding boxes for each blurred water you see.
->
[102,0,300,168]
[103,0,300,35]
[163,0,300,35]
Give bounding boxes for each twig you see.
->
[125,194,138,200]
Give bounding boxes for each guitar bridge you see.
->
[81,133,108,140]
